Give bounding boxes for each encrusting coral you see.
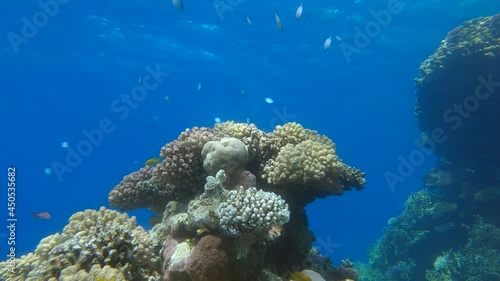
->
[0,207,161,281]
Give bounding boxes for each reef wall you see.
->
[359,13,500,281]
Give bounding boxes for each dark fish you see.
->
[434,222,455,233]
[149,215,162,227]
[172,0,183,10]
[33,211,51,220]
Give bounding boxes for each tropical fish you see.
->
[274,12,284,31]
[323,36,332,50]
[144,157,160,167]
[290,272,312,281]
[301,270,326,281]
[295,3,303,20]
[33,211,51,220]
[172,0,183,10]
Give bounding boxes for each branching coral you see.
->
[218,186,290,236]
[263,140,341,186]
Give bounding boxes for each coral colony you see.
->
[1,122,365,281]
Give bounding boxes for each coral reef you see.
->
[0,207,160,281]
[5,121,365,281]
[415,14,500,169]
[365,190,461,281]
[133,122,364,280]
[425,218,500,281]
[360,14,500,281]
[109,122,365,214]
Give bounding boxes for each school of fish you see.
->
[171,1,338,51]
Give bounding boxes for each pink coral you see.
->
[155,127,220,186]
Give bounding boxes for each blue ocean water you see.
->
[1,0,499,267]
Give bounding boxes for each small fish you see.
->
[335,35,342,42]
[265,97,274,104]
[164,95,170,101]
[44,168,52,175]
[295,3,303,20]
[289,272,312,281]
[61,141,69,148]
[138,76,142,84]
[172,0,183,10]
[246,16,253,27]
[149,215,162,227]
[214,117,221,123]
[196,228,210,236]
[274,12,283,31]
[240,89,245,96]
[145,157,160,167]
[323,35,332,50]
[33,211,51,220]
[197,83,201,91]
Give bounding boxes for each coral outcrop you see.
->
[2,121,365,281]
[361,14,500,281]
[415,14,500,169]
[116,121,364,281]
[0,207,160,281]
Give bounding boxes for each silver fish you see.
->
[274,12,283,31]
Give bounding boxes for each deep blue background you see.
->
[1,0,499,265]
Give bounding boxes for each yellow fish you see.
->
[289,272,312,281]
[144,158,160,167]
[96,278,115,281]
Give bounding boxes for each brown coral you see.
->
[156,127,220,187]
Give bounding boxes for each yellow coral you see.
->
[263,140,342,187]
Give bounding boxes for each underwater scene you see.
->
[1,0,500,280]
